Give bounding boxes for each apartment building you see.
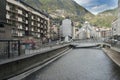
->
[118,0,120,18]
[60,19,73,41]
[50,25,59,41]
[0,0,50,44]
[111,0,120,37]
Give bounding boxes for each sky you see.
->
[74,0,118,15]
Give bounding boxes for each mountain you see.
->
[84,8,118,28]
[99,8,118,15]
[21,0,93,24]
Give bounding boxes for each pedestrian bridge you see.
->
[71,43,100,49]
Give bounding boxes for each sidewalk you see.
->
[111,46,120,53]
[102,47,120,67]
[25,44,68,54]
[0,44,69,62]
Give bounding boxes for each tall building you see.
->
[78,21,97,39]
[118,0,120,17]
[0,0,50,44]
[117,0,120,36]
[118,0,120,35]
[60,19,73,41]
[112,0,120,37]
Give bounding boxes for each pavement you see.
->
[25,45,63,54]
[111,46,120,53]
[0,44,69,63]
[102,47,120,67]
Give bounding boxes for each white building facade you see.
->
[78,21,98,39]
[112,0,120,36]
[60,19,73,41]
[72,26,79,39]
[112,20,119,36]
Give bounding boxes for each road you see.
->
[23,47,120,80]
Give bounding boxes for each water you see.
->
[23,48,120,80]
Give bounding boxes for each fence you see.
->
[23,41,65,54]
[0,40,20,59]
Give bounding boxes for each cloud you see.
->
[74,0,118,15]
[90,4,118,14]
[74,0,93,5]
[90,4,111,14]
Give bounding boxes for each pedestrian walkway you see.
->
[103,47,120,67]
[111,47,120,53]
[0,44,69,62]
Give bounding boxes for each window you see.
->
[38,29,40,32]
[26,27,28,30]
[25,31,29,36]
[38,34,40,38]
[0,23,4,28]
[31,28,34,31]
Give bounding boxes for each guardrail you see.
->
[103,41,120,48]
[21,42,69,54]
[0,39,70,60]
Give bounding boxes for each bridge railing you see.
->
[103,38,120,48]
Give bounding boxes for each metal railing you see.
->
[104,39,120,48]
[0,39,70,60]
[23,41,68,55]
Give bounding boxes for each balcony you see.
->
[40,30,43,33]
[18,10,22,15]
[12,33,18,37]
[9,15,18,22]
[18,17,22,22]
[9,8,18,14]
